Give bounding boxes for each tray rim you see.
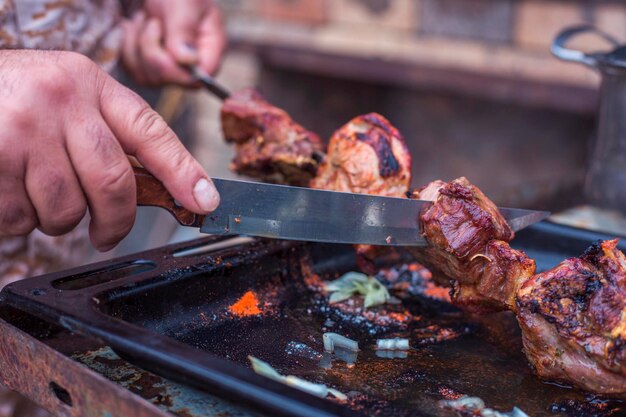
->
[1,235,363,417]
[2,220,626,417]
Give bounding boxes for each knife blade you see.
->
[199,178,549,246]
[134,168,549,247]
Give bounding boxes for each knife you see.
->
[134,167,549,247]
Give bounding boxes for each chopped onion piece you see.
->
[284,376,329,397]
[323,332,359,352]
[249,356,283,382]
[248,356,346,401]
[376,338,410,351]
[439,396,529,417]
[328,388,348,401]
[510,407,530,417]
[376,350,408,359]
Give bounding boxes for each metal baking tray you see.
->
[2,222,626,417]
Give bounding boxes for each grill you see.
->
[1,222,625,417]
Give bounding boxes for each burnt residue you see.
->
[9,227,626,417]
[374,134,400,178]
[355,128,401,178]
[582,240,605,262]
[74,347,253,417]
[361,113,395,137]
[99,243,626,416]
[81,350,173,407]
[549,396,625,417]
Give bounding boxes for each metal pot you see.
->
[553,25,626,211]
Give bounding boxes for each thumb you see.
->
[98,76,219,213]
[164,1,207,65]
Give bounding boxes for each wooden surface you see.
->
[231,41,598,115]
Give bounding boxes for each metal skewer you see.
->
[189,66,231,100]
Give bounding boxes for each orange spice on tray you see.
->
[229,290,262,316]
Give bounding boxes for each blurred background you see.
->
[106,0,626,259]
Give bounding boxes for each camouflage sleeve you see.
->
[0,0,124,71]
[0,0,123,287]
[0,1,20,47]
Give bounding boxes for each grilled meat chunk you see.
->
[516,239,626,397]
[309,113,412,274]
[419,177,513,260]
[414,180,445,201]
[451,240,536,313]
[406,178,533,312]
[221,88,324,186]
[310,113,411,197]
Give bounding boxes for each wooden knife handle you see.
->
[133,166,203,227]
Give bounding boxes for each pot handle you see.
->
[552,25,620,68]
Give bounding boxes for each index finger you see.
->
[197,5,226,75]
[97,77,219,214]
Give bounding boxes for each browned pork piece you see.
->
[516,239,626,397]
[309,113,413,273]
[310,113,412,197]
[449,240,536,313]
[221,88,325,186]
[405,177,536,312]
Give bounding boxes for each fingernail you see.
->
[97,242,117,253]
[183,42,198,53]
[193,178,220,212]
[179,42,199,62]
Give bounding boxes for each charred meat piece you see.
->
[310,113,411,197]
[516,239,626,397]
[406,177,533,312]
[310,113,413,273]
[419,177,513,260]
[451,240,536,313]
[348,175,531,313]
[413,179,445,201]
[221,88,324,186]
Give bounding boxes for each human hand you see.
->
[122,0,226,86]
[0,50,220,250]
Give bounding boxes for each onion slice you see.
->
[323,332,359,353]
[376,338,410,351]
[248,356,347,401]
[439,396,530,417]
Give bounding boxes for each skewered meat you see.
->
[221,88,324,186]
[309,113,412,274]
[406,177,533,312]
[450,240,535,313]
[409,178,626,393]
[516,240,626,397]
[310,113,411,197]
[219,98,626,397]
[417,177,513,262]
